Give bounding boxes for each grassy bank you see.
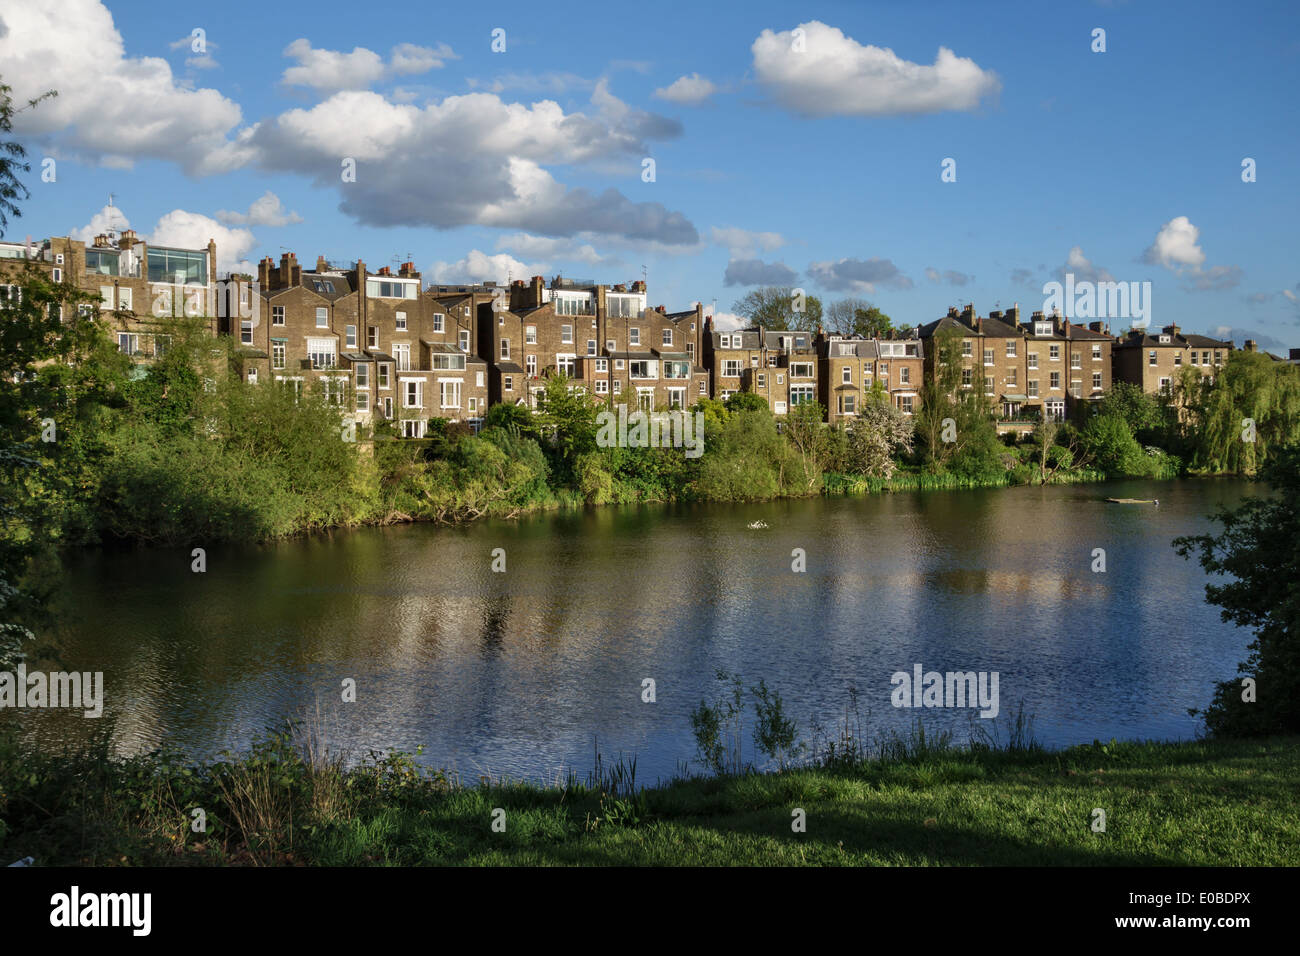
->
[3,730,1295,866]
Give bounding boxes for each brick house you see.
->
[702,323,821,415]
[1112,324,1231,395]
[1017,311,1115,417]
[816,333,923,424]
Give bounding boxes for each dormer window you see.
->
[1034,322,1052,336]
[1158,335,1171,344]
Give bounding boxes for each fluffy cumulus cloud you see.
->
[710,226,785,257]
[807,257,912,293]
[429,250,542,285]
[751,21,1000,117]
[654,73,718,105]
[281,39,458,93]
[0,0,252,175]
[711,310,748,332]
[724,258,799,286]
[248,85,696,243]
[493,233,610,267]
[216,191,303,227]
[150,209,256,274]
[1057,246,1114,284]
[925,267,973,286]
[69,204,131,244]
[1142,216,1241,290]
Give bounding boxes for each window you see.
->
[606,339,616,351]
[322,377,348,406]
[595,358,607,372]
[52,267,61,283]
[1049,371,1061,389]
[1214,350,1223,365]
[983,348,994,366]
[751,355,759,367]
[686,342,694,360]
[433,313,444,332]
[395,311,407,331]
[382,396,393,418]
[900,367,911,385]
[900,396,914,414]
[393,344,411,371]
[560,325,573,344]
[613,379,622,393]
[402,420,425,438]
[723,359,740,377]
[1149,350,1157,366]
[629,328,640,346]
[1006,340,1017,357]
[790,385,815,405]
[1092,372,1102,390]
[346,325,357,348]
[554,294,594,316]
[1071,379,1081,398]
[504,375,514,391]
[526,355,537,376]
[500,338,510,360]
[615,359,625,370]
[378,364,390,388]
[308,338,337,370]
[1028,352,1039,370]
[272,340,286,369]
[316,307,328,328]
[1174,351,1182,366]
[458,329,470,353]
[791,362,813,378]
[777,374,784,385]
[1027,380,1039,397]
[1049,344,1060,361]
[587,339,596,356]
[668,388,685,410]
[356,392,368,412]
[476,371,484,387]
[662,329,673,347]
[842,366,853,383]
[468,397,478,414]
[311,279,335,294]
[841,394,856,415]
[240,319,253,345]
[606,294,637,318]
[595,380,608,394]
[430,354,467,371]
[440,380,461,409]
[962,340,972,357]
[985,376,994,393]
[720,334,731,349]
[664,360,689,379]
[403,380,423,408]
[117,332,139,354]
[146,247,207,285]
[366,279,418,299]
[526,326,537,344]
[557,355,577,376]
[1092,345,1102,360]
[757,373,767,388]
[1190,350,1199,366]
[699,380,707,395]
[1159,376,1172,393]
[368,326,378,348]
[629,359,653,378]
[115,287,132,312]
[272,305,285,326]
[1071,352,1082,369]
[355,363,369,388]
[961,367,972,387]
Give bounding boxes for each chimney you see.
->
[1005,305,1019,324]
[1244,339,1257,352]
[118,229,138,249]
[398,261,418,278]
[530,275,544,308]
[1089,321,1104,334]
[258,256,273,289]
[94,234,110,248]
[378,266,390,277]
[989,310,1002,320]
[632,280,646,293]
[317,256,329,272]
[1163,324,1180,337]
[656,304,666,314]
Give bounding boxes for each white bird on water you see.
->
[748,520,768,529]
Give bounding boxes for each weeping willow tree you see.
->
[1178,352,1300,475]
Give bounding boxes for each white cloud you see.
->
[751,21,1000,117]
[69,204,130,244]
[429,250,541,285]
[494,233,609,267]
[711,311,748,332]
[1059,246,1115,284]
[654,73,718,105]
[1142,216,1206,270]
[215,191,303,227]
[249,87,695,243]
[724,258,798,286]
[710,226,785,257]
[281,39,458,93]
[1142,217,1241,290]
[150,209,255,274]
[0,0,251,175]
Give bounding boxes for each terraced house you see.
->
[815,333,923,424]
[251,253,487,436]
[1016,312,1114,416]
[1,229,217,360]
[483,275,706,409]
[1112,324,1232,395]
[703,323,820,414]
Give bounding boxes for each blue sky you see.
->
[3,0,1298,347]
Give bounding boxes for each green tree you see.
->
[732,286,823,332]
[1180,352,1300,475]
[725,391,770,414]
[843,396,914,478]
[0,81,57,236]
[533,373,599,483]
[1175,448,1300,736]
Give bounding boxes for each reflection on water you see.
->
[12,478,1256,784]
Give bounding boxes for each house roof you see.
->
[496,361,524,373]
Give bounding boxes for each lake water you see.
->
[15,478,1256,784]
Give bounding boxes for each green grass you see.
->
[3,732,1296,866]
